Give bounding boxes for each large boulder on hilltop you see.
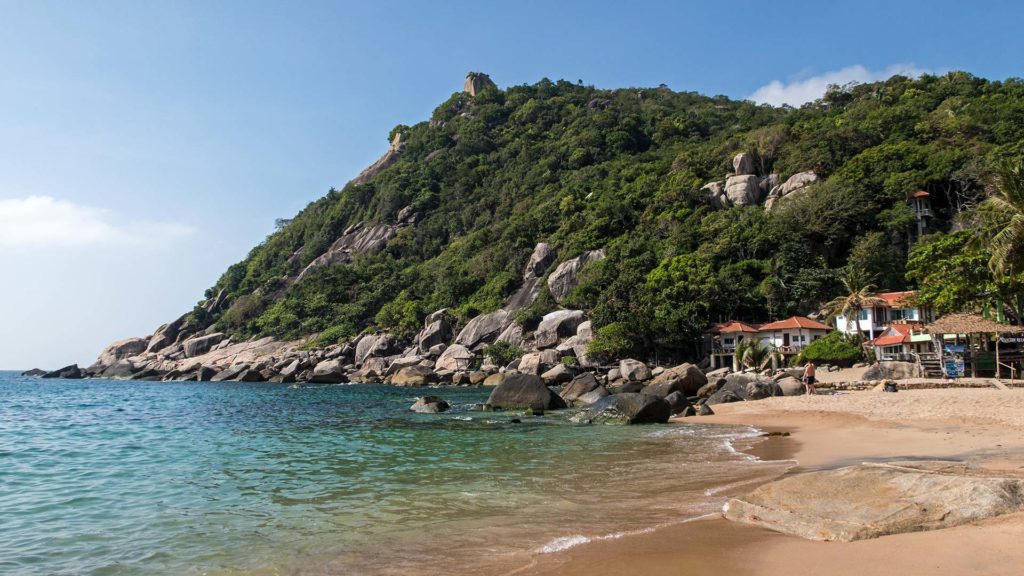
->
[456,310,512,350]
[310,359,347,383]
[464,71,496,97]
[577,393,671,425]
[619,359,652,382]
[643,363,707,396]
[547,250,606,304]
[733,152,755,175]
[524,242,555,279]
[863,361,922,380]
[486,373,567,411]
[392,365,438,387]
[724,461,1024,542]
[436,344,475,372]
[560,372,601,402]
[725,175,761,206]
[534,310,586,349]
[355,333,399,365]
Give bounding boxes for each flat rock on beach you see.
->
[724,460,1024,541]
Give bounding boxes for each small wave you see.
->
[536,513,719,554]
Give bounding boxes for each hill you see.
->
[67,70,1024,382]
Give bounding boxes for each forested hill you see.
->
[190,71,1024,361]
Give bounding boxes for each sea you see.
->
[0,371,791,576]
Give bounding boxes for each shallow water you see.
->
[0,372,787,575]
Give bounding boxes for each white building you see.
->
[835,291,932,341]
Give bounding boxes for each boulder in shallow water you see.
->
[575,386,610,405]
[575,393,670,424]
[21,368,47,377]
[486,373,567,411]
[310,359,347,383]
[391,365,438,387]
[42,364,84,379]
[724,461,1024,542]
[560,372,600,402]
[540,363,574,385]
[410,396,450,414]
[664,391,692,415]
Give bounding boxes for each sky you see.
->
[1,0,1021,369]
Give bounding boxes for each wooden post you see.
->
[996,333,1001,380]
[970,334,977,378]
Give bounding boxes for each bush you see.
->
[483,341,524,367]
[795,331,863,366]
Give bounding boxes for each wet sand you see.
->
[521,389,1024,576]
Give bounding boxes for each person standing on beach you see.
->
[803,362,817,395]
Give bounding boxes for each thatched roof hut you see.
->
[923,313,1023,378]
[923,313,1024,335]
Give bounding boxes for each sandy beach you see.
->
[521,388,1024,576]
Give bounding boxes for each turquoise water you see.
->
[0,371,784,575]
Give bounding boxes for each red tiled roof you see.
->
[912,190,930,198]
[715,320,761,334]
[757,316,831,331]
[875,291,917,308]
[868,322,923,346]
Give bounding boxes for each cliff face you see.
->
[67,71,1024,381]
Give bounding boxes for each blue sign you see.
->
[944,344,965,354]
[944,356,964,378]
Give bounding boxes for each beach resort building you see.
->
[708,316,831,369]
[834,291,933,341]
[865,321,933,361]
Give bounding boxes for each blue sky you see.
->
[1,0,1021,368]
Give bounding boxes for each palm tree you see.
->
[976,159,1024,277]
[735,338,782,371]
[822,267,886,343]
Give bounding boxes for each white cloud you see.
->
[748,64,931,107]
[0,195,194,248]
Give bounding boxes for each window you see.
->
[723,338,734,346]
[859,309,869,321]
[891,308,918,321]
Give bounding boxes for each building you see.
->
[835,291,933,341]
[911,190,933,238]
[708,316,830,369]
[866,321,932,361]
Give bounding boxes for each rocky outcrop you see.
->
[297,223,401,282]
[485,373,567,411]
[725,175,761,206]
[547,250,605,304]
[182,333,226,358]
[355,333,399,365]
[392,365,438,387]
[560,372,601,402]
[145,314,189,353]
[435,344,474,372]
[42,364,85,379]
[464,72,496,96]
[642,363,707,396]
[732,152,755,175]
[524,242,555,279]
[575,393,671,424]
[21,368,47,377]
[92,337,149,370]
[505,243,557,311]
[764,171,818,211]
[534,310,586,349]
[540,363,574,385]
[576,386,610,405]
[702,181,729,209]
[352,132,405,186]
[619,359,652,382]
[310,359,347,383]
[456,310,512,350]
[416,312,453,354]
[724,461,1024,542]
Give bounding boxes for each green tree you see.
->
[821,267,885,342]
[976,159,1024,276]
